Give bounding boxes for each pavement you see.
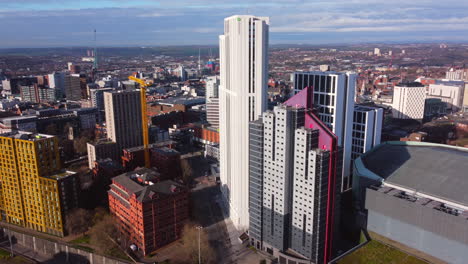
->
[0,239,46,263]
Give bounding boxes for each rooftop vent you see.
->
[394,191,417,202]
[435,204,460,216]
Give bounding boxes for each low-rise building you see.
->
[0,116,37,133]
[151,147,181,181]
[108,169,189,255]
[87,140,120,169]
[427,81,466,112]
[353,141,468,264]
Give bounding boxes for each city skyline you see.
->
[1,0,468,48]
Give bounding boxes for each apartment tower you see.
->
[0,131,78,236]
[104,90,143,150]
[249,87,342,264]
[219,15,269,229]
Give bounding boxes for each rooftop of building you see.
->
[43,170,76,180]
[435,79,466,86]
[123,140,176,153]
[104,89,140,95]
[395,82,424,87]
[152,146,180,155]
[0,115,38,122]
[112,168,185,202]
[90,139,117,146]
[72,108,98,114]
[95,158,123,170]
[360,141,468,206]
[294,70,354,76]
[158,96,205,107]
[354,105,382,112]
[0,131,54,141]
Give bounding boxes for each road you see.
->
[191,175,266,263]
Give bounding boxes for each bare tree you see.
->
[44,123,58,135]
[181,159,193,184]
[65,208,93,235]
[89,214,119,254]
[181,223,215,264]
[73,136,90,154]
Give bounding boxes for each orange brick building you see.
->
[193,126,219,144]
[108,168,189,255]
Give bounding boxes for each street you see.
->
[189,154,267,264]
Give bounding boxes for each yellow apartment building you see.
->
[0,131,78,236]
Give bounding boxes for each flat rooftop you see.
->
[0,115,38,122]
[158,96,205,106]
[362,142,468,206]
[0,131,54,141]
[44,170,76,180]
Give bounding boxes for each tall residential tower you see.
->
[219,15,269,230]
[293,71,356,190]
[249,87,342,264]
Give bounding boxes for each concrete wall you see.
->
[1,228,131,264]
[368,210,468,264]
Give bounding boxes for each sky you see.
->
[1,0,468,48]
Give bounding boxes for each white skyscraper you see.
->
[219,15,269,230]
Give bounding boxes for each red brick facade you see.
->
[108,172,189,255]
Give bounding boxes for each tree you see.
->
[180,223,215,264]
[44,123,57,135]
[73,136,90,154]
[65,208,93,235]
[181,159,193,184]
[89,214,119,254]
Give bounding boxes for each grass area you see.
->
[107,247,132,262]
[0,248,34,264]
[338,239,428,264]
[69,234,94,252]
[73,245,95,253]
[0,248,10,259]
[453,137,468,146]
[70,235,91,245]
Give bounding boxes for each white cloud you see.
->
[271,16,468,33]
[193,27,219,33]
[139,12,182,17]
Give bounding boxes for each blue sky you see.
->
[1,0,468,48]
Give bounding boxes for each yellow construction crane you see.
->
[128,76,151,168]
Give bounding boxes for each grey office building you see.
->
[354,141,468,264]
